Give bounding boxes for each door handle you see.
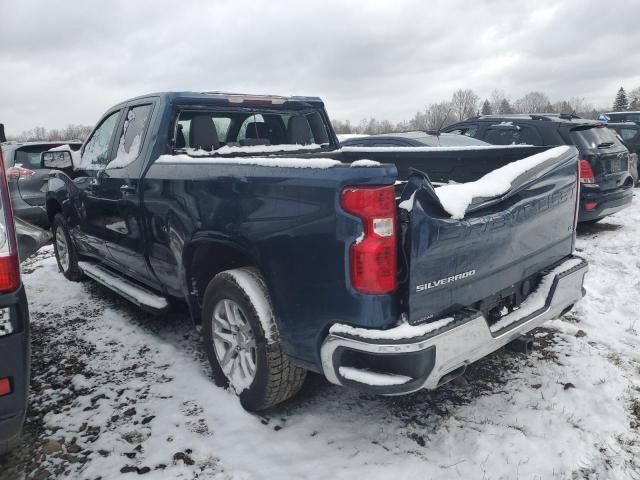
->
[120,185,137,194]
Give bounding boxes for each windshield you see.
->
[175,109,331,152]
[570,126,624,150]
[419,133,489,147]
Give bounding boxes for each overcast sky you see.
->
[1,0,639,134]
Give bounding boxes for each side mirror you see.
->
[41,151,73,169]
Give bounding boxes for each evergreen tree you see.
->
[481,99,492,115]
[499,99,513,114]
[629,96,640,111]
[613,87,629,111]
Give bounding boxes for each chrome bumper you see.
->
[320,256,588,395]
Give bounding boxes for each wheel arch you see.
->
[183,238,267,324]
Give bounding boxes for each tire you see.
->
[52,214,82,281]
[202,267,306,411]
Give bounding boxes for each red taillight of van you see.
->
[5,166,35,182]
[341,185,397,294]
[0,149,21,292]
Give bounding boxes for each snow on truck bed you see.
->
[433,146,571,219]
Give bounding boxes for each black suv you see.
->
[442,114,634,222]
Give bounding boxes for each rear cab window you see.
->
[173,109,332,152]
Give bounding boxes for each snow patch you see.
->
[224,269,275,344]
[71,374,92,391]
[330,316,455,340]
[108,133,141,169]
[350,159,380,167]
[435,146,571,219]
[156,154,342,169]
[398,191,417,212]
[338,367,412,386]
[186,144,323,156]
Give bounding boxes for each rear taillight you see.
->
[0,150,20,292]
[0,377,11,396]
[579,159,596,184]
[341,185,397,294]
[6,166,35,182]
[0,377,11,397]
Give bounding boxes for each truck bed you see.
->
[331,145,580,326]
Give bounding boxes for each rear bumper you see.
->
[320,256,588,395]
[0,286,30,453]
[578,184,633,222]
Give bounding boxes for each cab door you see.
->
[74,108,123,260]
[99,101,157,285]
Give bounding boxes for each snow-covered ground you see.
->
[1,193,639,479]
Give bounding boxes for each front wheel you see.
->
[52,214,82,281]
[202,267,306,411]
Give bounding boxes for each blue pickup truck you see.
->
[42,92,588,410]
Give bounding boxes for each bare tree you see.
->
[451,89,479,121]
[409,102,455,130]
[514,91,551,114]
[8,124,93,142]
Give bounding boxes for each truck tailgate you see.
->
[402,146,579,324]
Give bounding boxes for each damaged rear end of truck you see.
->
[322,145,588,393]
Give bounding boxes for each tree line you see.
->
[333,87,640,135]
[6,124,93,142]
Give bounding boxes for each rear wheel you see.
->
[202,267,306,411]
[52,214,82,281]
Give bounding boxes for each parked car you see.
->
[442,114,635,222]
[0,128,31,456]
[603,111,640,123]
[0,140,82,228]
[340,131,491,147]
[607,122,639,183]
[44,92,587,411]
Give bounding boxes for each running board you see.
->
[78,261,169,312]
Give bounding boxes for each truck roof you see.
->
[1,140,82,148]
[116,91,325,108]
